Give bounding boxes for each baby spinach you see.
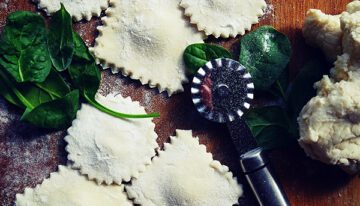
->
[244,106,296,150]
[69,32,159,118]
[0,67,70,109]
[0,11,51,83]
[48,4,74,72]
[20,90,79,129]
[0,7,160,129]
[268,67,289,101]
[183,43,232,74]
[239,26,292,92]
[288,59,327,119]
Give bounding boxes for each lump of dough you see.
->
[299,1,360,174]
[302,9,342,62]
[330,53,360,81]
[340,9,360,61]
[298,73,360,174]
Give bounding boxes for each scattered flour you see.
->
[0,100,67,206]
[0,3,7,9]
[261,4,275,20]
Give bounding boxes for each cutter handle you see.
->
[240,147,291,206]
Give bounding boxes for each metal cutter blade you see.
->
[191,58,257,153]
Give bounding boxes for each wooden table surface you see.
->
[0,0,359,206]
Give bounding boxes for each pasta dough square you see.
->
[91,0,205,96]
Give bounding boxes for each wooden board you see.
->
[0,0,359,205]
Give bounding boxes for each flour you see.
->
[0,3,7,9]
[0,99,67,206]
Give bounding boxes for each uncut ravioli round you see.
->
[180,0,267,38]
[33,0,109,21]
[15,165,133,206]
[65,93,158,185]
[91,0,204,96]
[126,130,242,206]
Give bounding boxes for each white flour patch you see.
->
[261,4,275,20]
[0,98,67,206]
[0,3,7,9]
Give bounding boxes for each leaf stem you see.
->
[83,93,160,119]
[0,69,34,109]
[276,80,287,103]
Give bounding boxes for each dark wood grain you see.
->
[0,0,359,206]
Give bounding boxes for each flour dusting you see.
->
[0,99,67,206]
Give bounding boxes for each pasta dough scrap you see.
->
[298,73,360,174]
[91,0,204,96]
[65,93,158,185]
[126,130,242,206]
[32,0,109,21]
[180,0,267,38]
[302,9,342,62]
[15,165,133,206]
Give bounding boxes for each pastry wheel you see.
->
[191,58,290,206]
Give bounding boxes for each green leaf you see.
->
[244,106,295,150]
[288,59,327,118]
[0,69,24,107]
[183,43,232,74]
[20,89,79,129]
[69,31,100,98]
[268,66,289,101]
[239,26,292,91]
[69,31,159,119]
[255,125,295,150]
[48,4,74,72]
[0,11,51,83]
[287,59,328,138]
[0,66,70,109]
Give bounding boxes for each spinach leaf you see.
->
[287,59,328,138]
[255,125,296,150]
[245,106,289,135]
[269,67,289,101]
[244,106,295,150]
[0,67,24,107]
[20,89,79,129]
[0,67,70,109]
[183,43,232,74]
[69,31,100,98]
[69,32,159,118]
[48,4,74,72]
[0,11,51,83]
[239,26,292,91]
[288,59,327,118]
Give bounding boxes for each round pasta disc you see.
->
[126,130,242,206]
[15,165,133,206]
[33,0,109,21]
[180,0,267,38]
[65,93,158,185]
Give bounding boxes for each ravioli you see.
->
[126,130,242,206]
[65,93,158,185]
[180,0,266,38]
[32,0,109,21]
[91,0,205,96]
[15,165,133,206]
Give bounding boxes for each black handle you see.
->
[240,147,291,206]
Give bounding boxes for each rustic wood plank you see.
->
[0,0,359,206]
